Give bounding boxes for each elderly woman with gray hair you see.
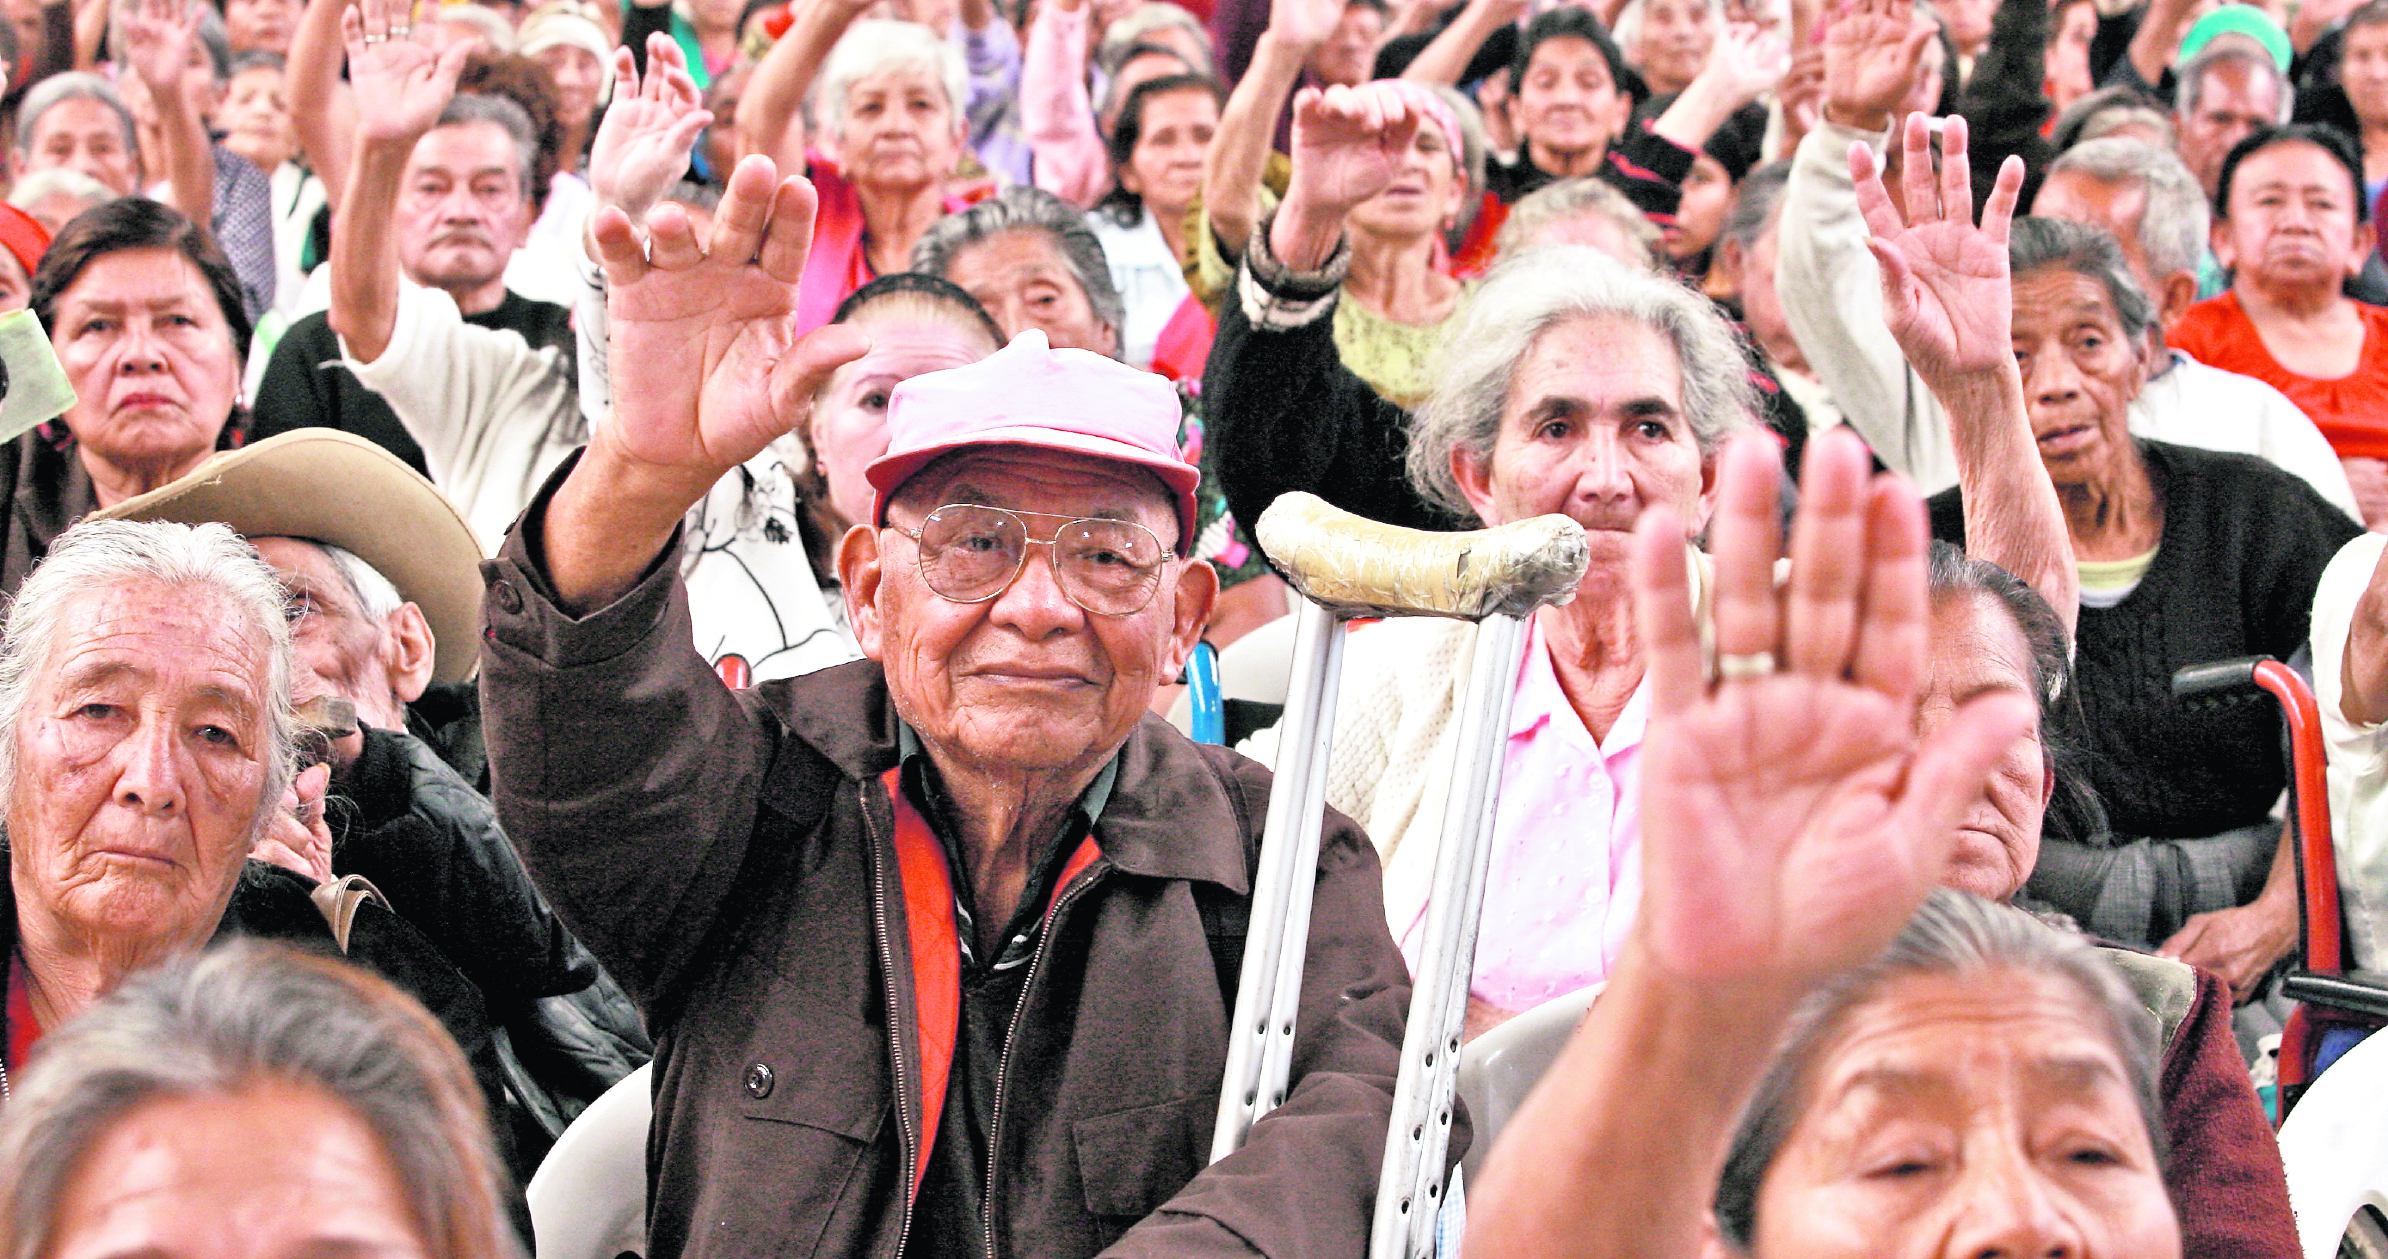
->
[914,182,1128,356]
[0,518,511,1196]
[0,941,518,1257]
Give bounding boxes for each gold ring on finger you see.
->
[1715,651,1776,683]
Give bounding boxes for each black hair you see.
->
[32,197,251,364]
[1512,7,1639,107]
[2216,122,2369,223]
[1095,72,1225,228]
[831,271,1005,347]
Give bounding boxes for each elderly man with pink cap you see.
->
[476,149,1420,1259]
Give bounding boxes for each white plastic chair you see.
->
[2277,1028,2388,1257]
[526,1061,651,1259]
[1452,984,1603,1177]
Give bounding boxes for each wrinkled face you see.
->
[1121,86,1217,220]
[1349,118,1467,241]
[20,97,140,198]
[216,65,297,174]
[1634,0,1716,93]
[535,42,607,122]
[0,249,31,315]
[2217,139,2374,293]
[1517,36,1632,163]
[2345,21,2388,128]
[42,1082,430,1259]
[51,249,241,483]
[1454,314,1716,568]
[221,0,298,54]
[395,121,533,294]
[944,229,1118,356]
[249,537,411,732]
[2177,60,2283,196]
[1664,152,1731,261]
[2047,0,2096,109]
[833,62,963,193]
[7,580,273,962]
[845,448,1210,781]
[2030,171,2160,302]
[1750,970,2181,1259]
[1310,1,1386,87]
[2009,266,2146,488]
[1920,593,2047,903]
[1937,0,1997,52]
[809,311,995,531]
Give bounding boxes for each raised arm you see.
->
[289,0,359,212]
[585,35,715,260]
[2124,0,2199,91]
[736,0,873,169]
[1019,0,1107,206]
[1204,0,1340,257]
[1647,19,1788,154]
[1856,110,2077,636]
[1399,0,1523,87]
[118,0,212,227]
[1463,426,2035,1258]
[327,0,469,366]
[1271,81,1418,269]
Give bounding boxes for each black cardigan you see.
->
[1929,439,2362,841]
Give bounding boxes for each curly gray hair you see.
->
[1407,245,1754,519]
[911,185,1127,358]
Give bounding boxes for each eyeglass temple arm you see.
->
[1253,492,1590,621]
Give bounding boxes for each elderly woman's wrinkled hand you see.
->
[1855,113,2026,391]
[1284,83,1425,221]
[589,34,714,233]
[251,763,335,887]
[1628,428,2035,989]
[590,154,870,490]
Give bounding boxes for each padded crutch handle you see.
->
[1254,492,1590,621]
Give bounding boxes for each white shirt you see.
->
[1086,205,1188,371]
[2312,533,2388,970]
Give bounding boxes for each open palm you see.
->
[342,0,470,148]
[590,34,713,223]
[119,0,200,97]
[1854,112,2024,384]
[1286,83,1421,216]
[593,155,866,481]
[1822,0,1933,123]
[1629,430,2032,986]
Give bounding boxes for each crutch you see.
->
[1206,491,1590,1259]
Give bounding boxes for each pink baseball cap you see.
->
[865,329,1202,551]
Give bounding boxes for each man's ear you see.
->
[2155,269,2199,331]
[381,602,438,705]
[838,521,890,662]
[1162,556,1220,679]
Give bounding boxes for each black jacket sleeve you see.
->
[1202,289,1455,538]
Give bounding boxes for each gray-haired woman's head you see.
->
[1407,244,1753,520]
[912,185,1127,358]
[815,18,969,145]
[1493,177,1661,269]
[0,941,520,1259]
[1712,890,2168,1253]
[0,519,296,829]
[2009,215,2157,344]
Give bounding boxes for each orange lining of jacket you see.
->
[880,768,1103,1200]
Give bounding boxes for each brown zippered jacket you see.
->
[479,515,1435,1259]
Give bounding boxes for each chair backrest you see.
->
[2278,1027,2388,1258]
[526,1061,652,1259]
[1452,983,1602,1177]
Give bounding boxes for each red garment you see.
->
[1148,292,1216,382]
[2169,291,2388,460]
[796,156,989,335]
[1450,191,1507,280]
[2162,966,2301,1259]
[7,950,40,1077]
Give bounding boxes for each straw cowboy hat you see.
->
[95,429,487,683]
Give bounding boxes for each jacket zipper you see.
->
[981,861,1105,1259]
[864,783,920,1259]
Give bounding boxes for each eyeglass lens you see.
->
[916,505,1165,613]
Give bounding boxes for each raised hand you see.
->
[119,0,202,98]
[1693,20,1791,107]
[1853,112,2025,387]
[1628,427,2033,986]
[1269,0,1350,49]
[1822,0,1934,132]
[1283,83,1422,218]
[341,0,470,150]
[589,34,714,228]
[589,153,868,486]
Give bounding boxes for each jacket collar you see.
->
[775,660,1252,895]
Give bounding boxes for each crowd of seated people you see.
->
[4,0,2388,1250]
